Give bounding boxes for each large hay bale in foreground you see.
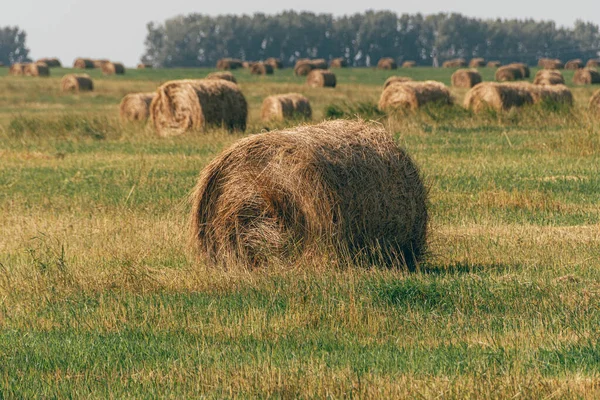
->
[383,76,413,89]
[24,63,50,77]
[101,62,125,75]
[206,71,237,83]
[379,81,452,111]
[216,58,244,70]
[469,58,485,68]
[190,119,428,269]
[265,57,283,69]
[589,89,600,114]
[402,61,417,68]
[464,82,572,112]
[508,63,530,78]
[73,58,94,69]
[442,58,467,68]
[538,58,564,69]
[573,68,600,85]
[37,58,61,67]
[250,62,274,75]
[586,59,600,68]
[565,59,584,70]
[306,70,336,88]
[150,79,247,136]
[61,74,94,92]
[377,58,397,70]
[495,66,523,82]
[9,63,26,76]
[451,69,482,88]
[260,93,312,122]
[486,61,502,68]
[533,69,565,85]
[330,58,348,68]
[120,92,157,122]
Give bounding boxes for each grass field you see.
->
[0,65,599,398]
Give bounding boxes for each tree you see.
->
[0,26,29,65]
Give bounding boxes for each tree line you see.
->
[0,26,29,65]
[140,11,600,67]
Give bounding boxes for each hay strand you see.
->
[216,58,244,70]
[402,61,417,68]
[37,58,61,67]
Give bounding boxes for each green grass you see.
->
[0,66,599,398]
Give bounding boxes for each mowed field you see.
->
[0,65,599,398]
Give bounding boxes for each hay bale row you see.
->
[73,58,95,69]
[402,61,417,68]
[101,62,125,75]
[573,68,600,85]
[379,81,453,111]
[533,69,564,85]
[260,93,312,122]
[250,62,274,75]
[451,69,482,88]
[150,79,247,137]
[120,93,157,122]
[464,82,572,112]
[330,58,348,68]
[538,58,564,69]
[377,58,397,70]
[565,59,584,70]
[486,61,502,68]
[217,58,244,70]
[189,119,428,269]
[264,57,283,69]
[37,58,61,67]
[383,76,413,89]
[61,74,93,92]
[442,58,467,68]
[307,70,336,88]
[206,71,237,84]
[469,58,485,68]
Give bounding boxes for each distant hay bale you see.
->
[250,62,274,75]
[383,76,413,89]
[206,71,237,83]
[589,89,600,113]
[189,119,428,269]
[242,61,257,69]
[330,58,348,68]
[265,58,283,69]
[377,58,397,70]
[61,74,94,92]
[451,69,482,88]
[311,59,328,69]
[24,63,50,77]
[150,79,247,137]
[9,63,26,76]
[137,63,152,69]
[378,81,453,111]
[216,58,244,70]
[37,58,61,67]
[486,61,502,68]
[93,59,110,68]
[294,60,314,76]
[442,58,467,68]
[586,59,600,68]
[101,62,125,75]
[119,92,157,122]
[464,82,572,112]
[495,65,524,82]
[538,58,564,69]
[565,59,584,70]
[508,63,530,78]
[573,68,600,85]
[260,93,312,122]
[533,69,565,85]
[529,84,573,106]
[469,58,485,68]
[306,70,336,88]
[402,61,417,68]
[73,58,94,69]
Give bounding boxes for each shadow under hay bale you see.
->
[402,61,416,68]
[464,82,572,112]
[573,68,600,85]
[378,81,452,111]
[101,62,125,75]
[533,69,565,85]
[24,63,50,77]
[190,119,428,270]
[260,93,312,122]
[565,59,584,70]
[73,58,94,69]
[250,62,274,75]
[216,58,244,70]
[451,69,482,88]
[469,58,485,68]
[442,58,467,68]
[120,93,157,122]
[377,58,397,70]
[330,58,348,68]
[150,79,247,137]
[486,61,502,68]
[383,76,413,89]
[495,66,524,82]
[306,70,336,88]
[61,74,94,92]
[37,58,61,67]
[206,71,237,84]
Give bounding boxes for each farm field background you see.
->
[0,66,599,397]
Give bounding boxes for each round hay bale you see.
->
[402,61,417,68]
[565,59,584,70]
[442,58,467,68]
[464,82,534,112]
[538,58,564,69]
[306,70,336,88]
[533,69,565,85]
[24,62,50,77]
[573,68,600,85]
[451,69,482,88]
[37,58,61,67]
[264,58,283,69]
[311,59,328,69]
[495,66,524,82]
[150,79,247,137]
[260,93,312,122]
[508,63,530,78]
[330,58,348,68]
[190,119,428,269]
[61,74,94,92]
[137,63,152,69]
[379,81,453,111]
[101,62,125,75]
[469,58,485,68]
[294,60,315,76]
[586,59,600,68]
[216,58,244,70]
[486,61,502,68]
[9,63,26,76]
[242,61,257,69]
[206,71,237,84]
[377,58,397,70]
[92,59,110,68]
[120,92,157,122]
[530,84,573,106]
[73,58,94,69]
[250,62,274,75]
[589,89,600,114]
[383,76,413,89]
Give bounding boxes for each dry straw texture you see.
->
[189,119,428,269]
[264,57,283,69]
[586,59,600,68]
[495,66,523,82]
[306,70,337,88]
[486,61,502,68]
[464,82,572,112]
[573,68,600,85]
[150,79,247,137]
[61,74,93,92]
[9,63,26,76]
[538,58,564,69]
[250,62,274,75]
[378,81,452,111]
[119,92,157,122]
[216,58,244,70]
[451,69,482,88]
[533,69,565,85]
[330,58,348,68]
[442,58,467,68]
[24,63,50,77]
[73,58,94,69]
[565,59,584,70]
[36,58,61,67]
[137,63,152,69]
[469,58,485,68]
[260,93,312,122]
[508,63,530,78]
[402,61,417,68]
[101,62,125,75]
[206,71,237,84]
[377,58,397,70]
[383,76,413,89]
[589,89,600,113]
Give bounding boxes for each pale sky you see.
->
[2,1,599,67]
